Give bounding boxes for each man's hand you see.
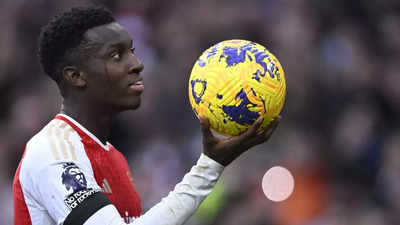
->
[199,115,281,166]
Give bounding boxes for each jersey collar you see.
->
[55,113,110,151]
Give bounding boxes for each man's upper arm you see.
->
[33,161,111,224]
[20,126,112,224]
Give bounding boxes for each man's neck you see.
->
[60,101,112,145]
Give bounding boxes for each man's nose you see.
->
[128,57,144,74]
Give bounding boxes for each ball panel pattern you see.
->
[189,40,286,136]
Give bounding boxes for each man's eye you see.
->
[111,52,121,60]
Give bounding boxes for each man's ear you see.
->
[62,66,87,87]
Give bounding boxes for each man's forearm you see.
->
[84,153,224,225]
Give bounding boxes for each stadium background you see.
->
[1,0,399,224]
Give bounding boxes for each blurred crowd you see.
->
[1,0,400,224]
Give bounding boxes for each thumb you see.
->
[199,115,214,141]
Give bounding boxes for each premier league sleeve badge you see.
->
[61,162,99,210]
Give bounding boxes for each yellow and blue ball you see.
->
[188,39,286,136]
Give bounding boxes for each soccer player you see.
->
[12,6,281,225]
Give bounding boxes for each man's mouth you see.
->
[133,80,143,86]
[129,79,144,92]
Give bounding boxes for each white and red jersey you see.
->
[13,114,141,225]
[13,114,224,225]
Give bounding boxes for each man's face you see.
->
[80,22,144,112]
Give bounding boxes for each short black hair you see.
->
[38,6,115,83]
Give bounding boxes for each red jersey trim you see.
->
[13,150,32,225]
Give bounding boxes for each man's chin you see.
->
[130,102,141,110]
[127,99,141,110]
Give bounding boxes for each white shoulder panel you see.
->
[19,119,101,225]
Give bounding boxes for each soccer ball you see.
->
[188,40,286,136]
